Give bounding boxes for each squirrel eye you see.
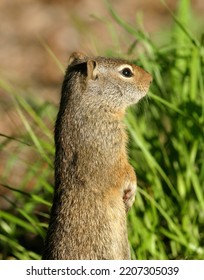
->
[120,67,133,78]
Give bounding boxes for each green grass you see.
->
[0,0,204,259]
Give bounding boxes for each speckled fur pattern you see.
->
[42,52,152,260]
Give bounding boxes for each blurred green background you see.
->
[0,0,204,259]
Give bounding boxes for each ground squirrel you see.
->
[42,52,152,260]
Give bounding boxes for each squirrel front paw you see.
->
[123,180,137,212]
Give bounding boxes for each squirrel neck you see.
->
[54,96,127,189]
[61,100,126,157]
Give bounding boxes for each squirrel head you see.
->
[65,52,152,112]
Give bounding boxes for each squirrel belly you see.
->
[43,185,130,259]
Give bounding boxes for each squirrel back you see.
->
[42,52,152,260]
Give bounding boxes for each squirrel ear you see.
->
[87,60,98,81]
[68,52,87,66]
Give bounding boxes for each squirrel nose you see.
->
[148,74,153,86]
[143,69,152,83]
[139,68,153,87]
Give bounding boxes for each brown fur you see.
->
[42,52,152,260]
